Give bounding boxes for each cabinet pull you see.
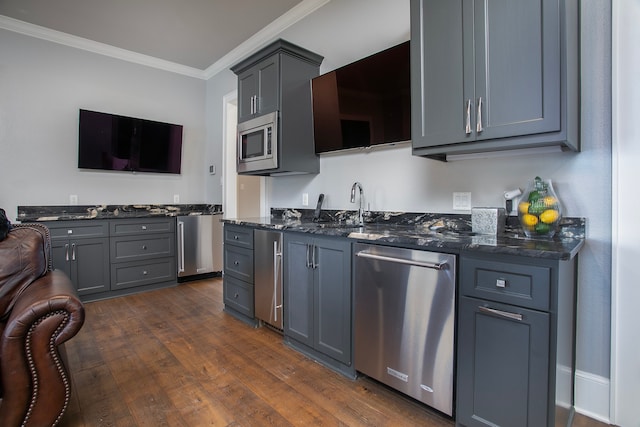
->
[71,243,76,261]
[312,245,318,269]
[465,99,472,134]
[273,240,282,321]
[305,244,312,268]
[142,225,147,230]
[479,306,523,321]
[476,97,484,133]
[65,243,69,261]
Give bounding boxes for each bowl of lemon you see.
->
[518,176,562,238]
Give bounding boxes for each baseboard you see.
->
[574,369,611,424]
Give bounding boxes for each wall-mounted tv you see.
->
[78,109,183,174]
[312,41,411,154]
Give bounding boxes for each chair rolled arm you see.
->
[0,270,85,427]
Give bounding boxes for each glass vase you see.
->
[518,177,562,238]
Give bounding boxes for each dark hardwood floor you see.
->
[60,278,609,426]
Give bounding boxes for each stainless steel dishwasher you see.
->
[354,243,456,416]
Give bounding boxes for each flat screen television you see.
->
[78,109,183,174]
[312,41,411,154]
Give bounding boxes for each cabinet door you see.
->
[238,69,257,122]
[237,56,280,123]
[72,238,110,296]
[456,296,549,427]
[313,237,352,364]
[411,0,472,148]
[474,0,560,141]
[411,0,561,149]
[283,233,314,346]
[51,239,72,278]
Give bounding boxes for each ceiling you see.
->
[0,0,327,78]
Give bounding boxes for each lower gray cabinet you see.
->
[283,232,353,375]
[47,220,110,297]
[456,252,576,427]
[222,224,257,325]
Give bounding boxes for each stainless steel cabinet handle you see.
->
[479,306,523,321]
[312,245,318,269]
[476,97,484,133]
[356,251,448,270]
[273,240,282,321]
[465,99,472,134]
[305,244,312,268]
[177,221,185,273]
[71,243,76,261]
[65,243,69,261]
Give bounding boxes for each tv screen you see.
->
[78,109,183,174]
[312,41,411,153]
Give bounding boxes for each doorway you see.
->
[223,91,265,219]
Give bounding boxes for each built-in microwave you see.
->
[237,111,278,173]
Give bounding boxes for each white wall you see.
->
[0,29,207,219]
[611,0,640,424]
[206,0,612,419]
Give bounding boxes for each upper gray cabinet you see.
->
[236,55,279,123]
[410,0,579,160]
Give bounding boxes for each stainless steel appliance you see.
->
[254,229,283,329]
[177,214,223,279]
[237,112,278,173]
[353,243,456,416]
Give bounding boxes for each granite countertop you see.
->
[17,204,223,222]
[224,208,585,261]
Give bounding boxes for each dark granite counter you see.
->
[17,204,223,222]
[224,208,585,261]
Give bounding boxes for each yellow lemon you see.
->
[543,196,558,207]
[522,213,539,227]
[540,209,559,224]
[518,201,530,214]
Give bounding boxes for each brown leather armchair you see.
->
[0,223,85,427]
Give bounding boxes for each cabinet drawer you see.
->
[111,258,176,290]
[110,218,175,236]
[223,275,254,317]
[461,255,551,311]
[224,225,253,249]
[47,220,109,240]
[110,233,175,262]
[224,245,253,282]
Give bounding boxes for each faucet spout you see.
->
[350,182,364,225]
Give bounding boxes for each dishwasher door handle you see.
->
[356,251,448,270]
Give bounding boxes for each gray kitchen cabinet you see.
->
[109,218,176,292]
[456,252,577,426]
[231,39,323,175]
[47,220,110,297]
[410,0,579,160]
[222,224,257,324]
[236,55,279,123]
[283,232,353,375]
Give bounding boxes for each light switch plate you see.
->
[453,192,472,210]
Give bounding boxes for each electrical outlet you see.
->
[302,193,309,206]
[69,194,78,205]
[453,192,472,210]
[173,194,180,203]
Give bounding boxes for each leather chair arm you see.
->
[0,270,85,427]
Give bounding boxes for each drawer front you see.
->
[461,255,551,311]
[224,224,253,249]
[110,218,175,236]
[223,275,254,317]
[111,258,176,290]
[224,245,253,282]
[46,220,109,240]
[111,233,175,262]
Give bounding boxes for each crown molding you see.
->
[0,0,330,81]
[203,0,330,79]
[0,14,207,79]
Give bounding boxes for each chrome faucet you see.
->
[350,182,364,226]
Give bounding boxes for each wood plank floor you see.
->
[60,278,609,427]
